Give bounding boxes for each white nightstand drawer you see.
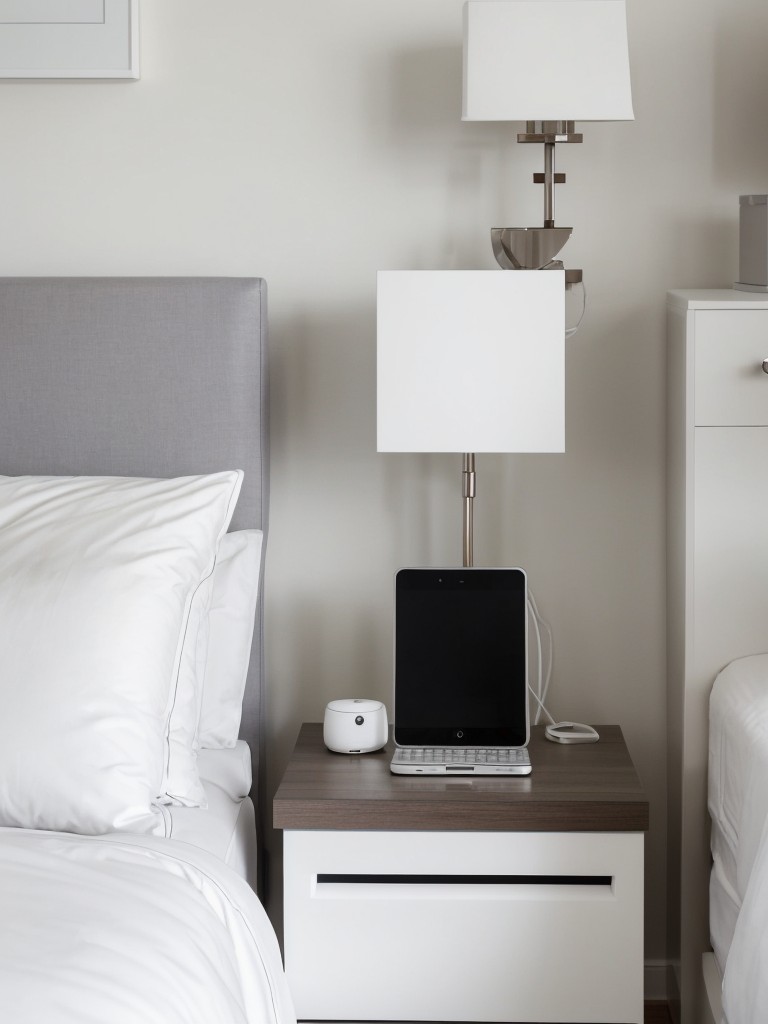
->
[695,310,768,425]
[283,829,644,1023]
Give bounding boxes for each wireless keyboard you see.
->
[390,746,532,776]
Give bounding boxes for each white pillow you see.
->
[197,530,263,749]
[164,529,263,803]
[163,566,215,807]
[0,472,242,835]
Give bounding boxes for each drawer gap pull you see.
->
[316,873,612,886]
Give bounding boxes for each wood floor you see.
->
[645,1002,674,1024]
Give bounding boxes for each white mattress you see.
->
[709,653,768,971]
[160,740,257,886]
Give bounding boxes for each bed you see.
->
[704,654,768,1024]
[0,277,295,1024]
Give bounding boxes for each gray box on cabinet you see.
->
[735,194,768,292]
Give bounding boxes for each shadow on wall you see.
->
[380,451,464,566]
[712,7,768,191]
[378,44,463,142]
[663,214,738,290]
[269,304,377,466]
[368,41,524,270]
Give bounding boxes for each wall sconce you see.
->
[462,0,634,284]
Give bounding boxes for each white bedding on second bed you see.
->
[162,741,257,885]
[722,820,768,1024]
[709,653,768,971]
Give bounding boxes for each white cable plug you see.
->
[544,721,600,744]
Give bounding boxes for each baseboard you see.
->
[645,960,676,1003]
[648,955,721,1024]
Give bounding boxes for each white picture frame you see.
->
[0,0,139,79]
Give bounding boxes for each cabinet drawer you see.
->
[283,829,644,1023]
[695,310,768,425]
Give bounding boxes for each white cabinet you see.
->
[274,724,648,1024]
[667,290,768,1024]
[283,829,643,1024]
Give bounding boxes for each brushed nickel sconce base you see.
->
[517,120,583,144]
[492,227,572,270]
[493,119,584,288]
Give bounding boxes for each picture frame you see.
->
[0,0,139,79]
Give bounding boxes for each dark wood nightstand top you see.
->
[273,723,649,833]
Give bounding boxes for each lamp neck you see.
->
[543,141,556,228]
[462,453,476,568]
[517,121,583,231]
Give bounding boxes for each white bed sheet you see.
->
[162,741,257,885]
[722,815,768,1024]
[709,653,768,970]
[709,832,742,974]
[0,827,295,1024]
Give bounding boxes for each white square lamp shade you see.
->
[377,270,565,454]
[462,0,634,123]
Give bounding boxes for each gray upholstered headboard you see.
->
[0,277,268,825]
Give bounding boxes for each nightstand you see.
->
[274,723,648,1024]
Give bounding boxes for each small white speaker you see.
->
[323,699,388,754]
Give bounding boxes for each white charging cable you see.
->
[540,266,587,340]
[565,279,587,340]
[527,591,599,744]
[527,589,552,725]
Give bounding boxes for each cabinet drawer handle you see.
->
[313,873,616,902]
[317,873,613,886]
[763,359,768,374]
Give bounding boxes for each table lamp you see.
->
[462,0,634,282]
[377,269,565,566]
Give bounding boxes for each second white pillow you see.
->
[198,530,263,750]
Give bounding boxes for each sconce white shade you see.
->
[377,270,565,454]
[462,0,634,122]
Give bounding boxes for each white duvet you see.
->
[0,828,296,1024]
